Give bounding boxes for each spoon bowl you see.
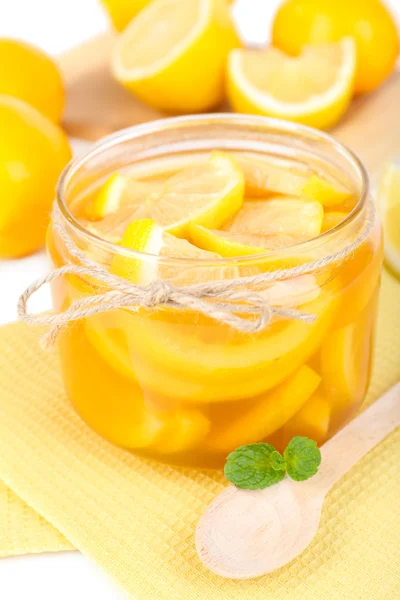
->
[196,478,324,578]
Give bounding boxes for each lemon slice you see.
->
[112,0,239,113]
[84,173,161,220]
[63,322,168,450]
[232,153,353,207]
[260,275,321,308]
[112,218,230,285]
[190,223,300,256]
[227,38,356,130]
[86,207,147,244]
[377,163,400,279]
[151,407,210,454]
[83,174,162,242]
[202,365,321,453]
[87,173,129,218]
[321,211,348,232]
[225,197,324,240]
[320,304,375,420]
[282,393,331,446]
[138,151,244,236]
[122,286,336,402]
[189,223,316,270]
[81,315,210,453]
[85,315,138,382]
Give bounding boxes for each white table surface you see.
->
[0,1,399,598]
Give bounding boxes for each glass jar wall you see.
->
[48,115,382,467]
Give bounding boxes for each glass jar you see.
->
[48,114,382,468]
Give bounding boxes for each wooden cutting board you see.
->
[59,33,400,178]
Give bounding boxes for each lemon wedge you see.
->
[112,0,239,112]
[377,163,400,279]
[227,38,356,130]
[112,218,230,285]
[138,151,244,236]
[232,153,352,207]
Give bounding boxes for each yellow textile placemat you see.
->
[0,271,399,599]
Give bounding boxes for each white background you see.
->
[0,1,399,598]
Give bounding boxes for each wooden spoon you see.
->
[196,382,400,579]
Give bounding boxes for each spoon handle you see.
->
[316,382,400,493]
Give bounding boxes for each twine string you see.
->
[17,201,375,349]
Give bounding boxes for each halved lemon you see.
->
[138,151,244,236]
[202,365,321,453]
[112,0,240,113]
[100,0,152,31]
[377,162,400,279]
[225,197,324,240]
[102,0,235,32]
[227,38,356,130]
[231,152,353,207]
[84,173,161,220]
[111,218,232,285]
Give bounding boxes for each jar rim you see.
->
[56,113,370,266]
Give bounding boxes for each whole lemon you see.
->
[272,0,399,94]
[0,96,72,258]
[0,38,65,123]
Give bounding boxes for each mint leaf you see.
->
[284,436,321,481]
[270,450,286,471]
[224,443,286,490]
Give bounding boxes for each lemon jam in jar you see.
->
[48,115,382,467]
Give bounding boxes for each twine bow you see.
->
[17,202,375,349]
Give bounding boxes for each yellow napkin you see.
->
[0,483,72,557]
[0,270,399,600]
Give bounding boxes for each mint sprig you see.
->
[224,437,321,490]
[284,436,322,481]
[224,443,286,490]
